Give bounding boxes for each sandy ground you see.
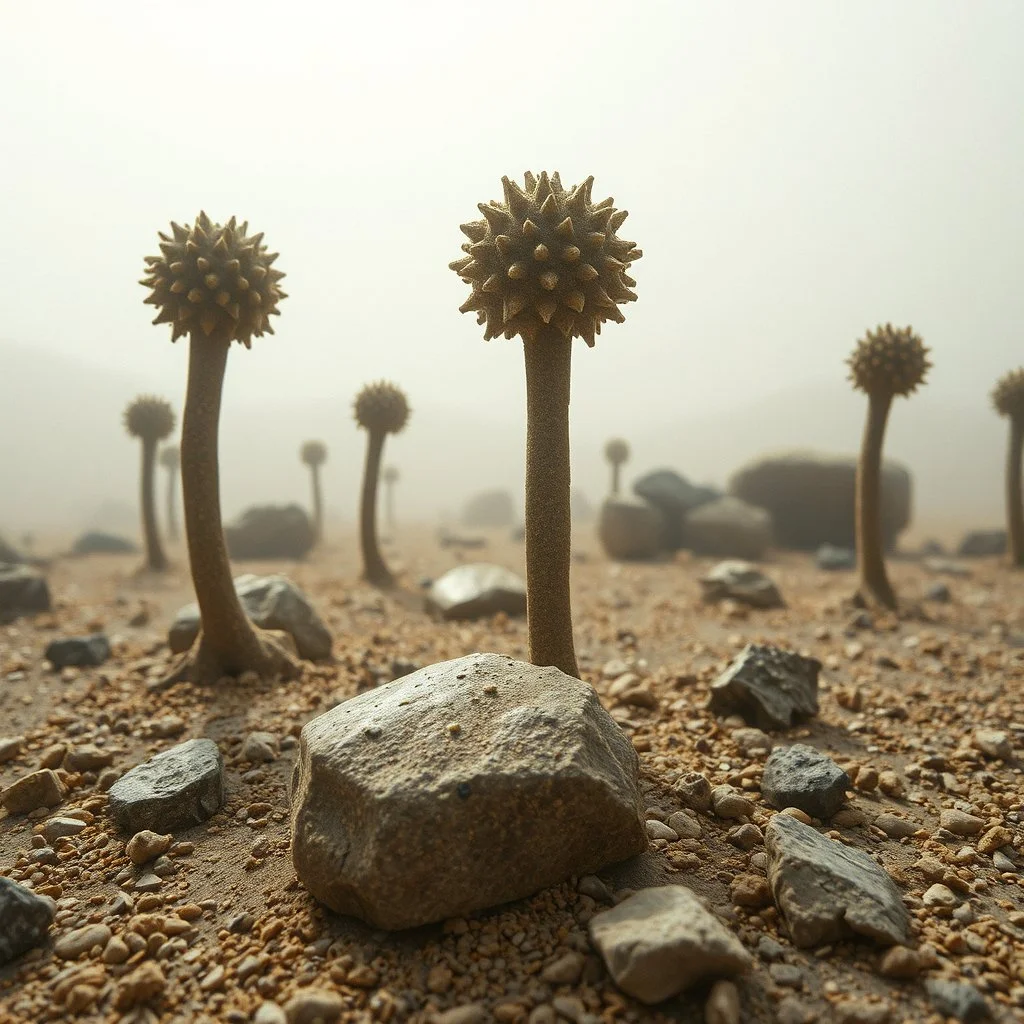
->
[1,525,1022,1023]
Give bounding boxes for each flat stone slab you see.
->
[44,633,111,669]
[290,653,646,930]
[0,877,55,965]
[169,574,332,661]
[423,564,527,621]
[588,886,752,1004]
[765,814,910,947]
[108,738,225,835]
[699,561,784,609]
[707,644,820,730]
[761,745,850,819]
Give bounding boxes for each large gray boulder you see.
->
[289,653,647,930]
[71,531,138,556]
[684,496,773,560]
[633,470,719,550]
[729,452,911,551]
[598,498,666,561]
[461,489,516,528]
[225,504,314,560]
[956,529,1007,557]
[0,564,52,624]
[169,574,332,661]
[424,564,527,621]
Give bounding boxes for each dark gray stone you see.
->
[0,564,52,624]
[815,544,855,571]
[424,564,526,621]
[169,574,332,661]
[765,814,910,948]
[225,504,314,560]
[71,531,138,555]
[289,653,646,930]
[633,470,719,550]
[461,490,515,528]
[956,530,1006,558]
[0,877,55,965]
[925,582,952,603]
[924,980,991,1022]
[108,738,225,835]
[700,561,784,609]
[597,498,666,561]
[44,633,111,669]
[761,745,850,819]
[707,644,820,730]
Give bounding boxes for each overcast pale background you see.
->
[1,1,1021,542]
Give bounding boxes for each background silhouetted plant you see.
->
[354,383,409,586]
[451,171,640,677]
[604,438,630,496]
[300,441,328,545]
[382,465,399,535]
[992,369,1024,567]
[124,396,175,572]
[847,323,930,609]
[159,443,180,543]
[141,212,298,686]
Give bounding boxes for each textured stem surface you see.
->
[611,463,621,496]
[181,338,281,674]
[310,464,323,545]
[524,330,579,678]
[140,437,167,571]
[360,430,392,585]
[856,391,897,609]
[166,466,179,543]
[386,480,395,533]
[1007,419,1024,567]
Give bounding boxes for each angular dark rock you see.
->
[924,979,991,1022]
[699,561,784,609]
[707,644,820,730]
[44,633,111,669]
[169,574,332,661]
[765,814,910,948]
[0,564,52,624]
[289,653,646,930]
[108,738,225,834]
[424,564,527,622]
[0,877,55,965]
[761,745,850,819]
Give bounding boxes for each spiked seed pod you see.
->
[604,438,630,496]
[300,441,328,545]
[123,396,175,573]
[159,444,181,544]
[140,213,297,688]
[848,324,930,610]
[354,382,409,585]
[451,172,641,677]
[992,369,1024,567]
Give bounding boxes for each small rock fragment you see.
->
[1,768,67,815]
[0,877,55,965]
[126,830,173,865]
[761,745,849,820]
[924,979,991,1022]
[44,633,111,669]
[675,771,713,812]
[704,979,741,1024]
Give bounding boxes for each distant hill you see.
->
[0,340,1005,546]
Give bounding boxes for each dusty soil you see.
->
[1,526,1022,1023]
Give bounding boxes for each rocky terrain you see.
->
[1,528,1022,1023]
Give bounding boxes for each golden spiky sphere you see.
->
[140,212,286,348]
[124,396,175,441]
[847,323,931,397]
[354,381,410,435]
[605,438,630,465]
[450,171,641,347]
[992,369,1024,421]
[159,444,180,470]
[300,440,328,467]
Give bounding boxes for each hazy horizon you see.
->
[2,2,1022,543]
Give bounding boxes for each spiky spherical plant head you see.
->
[124,396,176,441]
[159,444,180,470]
[450,171,641,347]
[847,323,930,397]
[354,381,410,435]
[992,369,1024,422]
[140,212,286,348]
[300,440,328,468]
[383,466,400,484]
[605,438,630,466]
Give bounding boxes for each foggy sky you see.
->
[2,2,1023,536]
